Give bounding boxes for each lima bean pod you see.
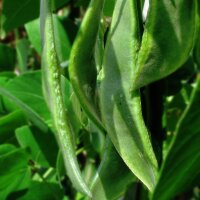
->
[69,0,105,133]
[40,0,91,197]
[91,137,135,200]
[100,0,158,191]
[131,0,197,91]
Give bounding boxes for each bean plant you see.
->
[0,0,200,200]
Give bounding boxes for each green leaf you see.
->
[0,72,16,79]
[103,0,116,16]
[88,122,105,154]
[152,76,200,200]
[0,145,31,200]
[53,15,71,64]
[75,0,90,8]
[91,138,135,200]
[2,0,70,31]
[67,92,86,134]
[25,19,42,54]
[0,43,16,71]
[132,0,197,90]
[56,151,66,183]
[100,0,158,191]
[0,144,16,156]
[0,71,51,130]
[15,125,58,167]
[16,38,30,73]
[69,0,105,133]
[164,83,193,135]
[25,15,71,63]
[0,110,27,143]
[0,74,16,114]
[194,1,200,69]
[95,22,105,74]
[19,181,65,200]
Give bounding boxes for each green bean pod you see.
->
[132,0,197,91]
[100,0,158,191]
[69,0,105,133]
[40,0,91,197]
[91,137,135,200]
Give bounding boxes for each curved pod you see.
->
[91,137,135,200]
[69,0,105,133]
[100,0,158,191]
[40,0,91,196]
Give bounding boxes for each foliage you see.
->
[0,0,199,199]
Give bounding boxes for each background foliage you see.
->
[0,0,199,199]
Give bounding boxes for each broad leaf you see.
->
[25,15,71,63]
[16,125,58,167]
[0,110,27,143]
[103,0,116,16]
[1,0,70,31]
[0,71,51,130]
[19,181,65,200]
[0,74,16,114]
[0,145,31,200]
[16,38,30,73]
[0,144,16,156]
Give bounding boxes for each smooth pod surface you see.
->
[69,0,105,133]
[91,137,135,200]
[40,0,91,196]
[132,0,196,90]
[100,0,158,191]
